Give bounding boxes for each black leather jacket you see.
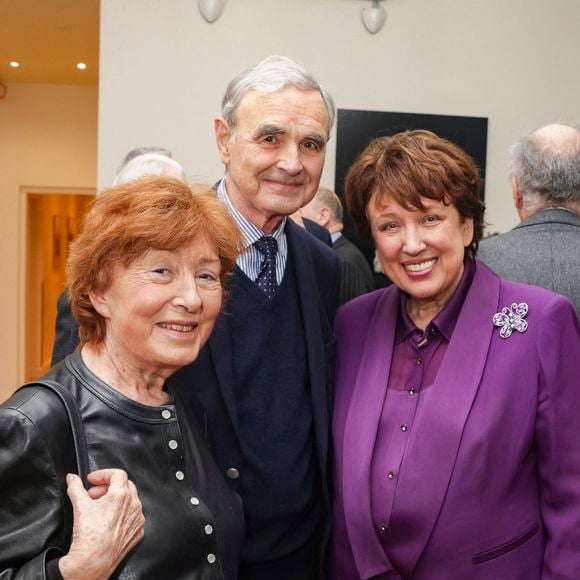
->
[0,353,244,579]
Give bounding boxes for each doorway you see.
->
[25,192,94,381]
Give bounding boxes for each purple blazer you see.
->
[331,261,580,579]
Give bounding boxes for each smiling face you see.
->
[215,86,330,232]
[89,235,222,378]
[369,193,474,317]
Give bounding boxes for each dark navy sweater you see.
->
[228,255,320,562]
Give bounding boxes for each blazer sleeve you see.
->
[0,405,67,579]
[534,294,580,577]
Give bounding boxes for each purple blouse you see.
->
[370,260,475,546]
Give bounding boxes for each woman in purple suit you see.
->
[331,130,580,579]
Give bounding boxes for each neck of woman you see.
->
[406,302,441,332]
[81,344,170,407]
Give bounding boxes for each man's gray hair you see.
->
[313,187,344,224]
[221,55,335,133]
[113,152,186,186]
[119,146,173,170]
[509,124,580,212]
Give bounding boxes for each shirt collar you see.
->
[330,231,342,243]
[395,258,476,344]
[217,178,287,249]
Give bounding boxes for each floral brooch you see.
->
[492,302,529,339]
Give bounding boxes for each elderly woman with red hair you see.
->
[0,178,244,579]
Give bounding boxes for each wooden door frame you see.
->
[18,185,95,383]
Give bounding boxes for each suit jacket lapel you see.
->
[207,282,240,435]
[388,262,501,573]
[342,287,400,576]
[286,222,330,467]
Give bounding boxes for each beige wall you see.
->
[99,0,580,234]
[0,83,97,399]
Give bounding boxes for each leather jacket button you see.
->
[161,409,171,419]
[204,524,213,535]
[175,471,184,481]
[190,497,200,506]
[207,553,216,564]
[226,468,240,480]
[168,439,178,449]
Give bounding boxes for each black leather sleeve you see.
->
[0,394,68,579]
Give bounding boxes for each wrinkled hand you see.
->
[58,469,145,580]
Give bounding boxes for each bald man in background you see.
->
[478,124,580,313]
[301,187,374,304]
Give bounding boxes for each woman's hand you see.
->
[58,469,145,580]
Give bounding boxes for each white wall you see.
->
[0,83,97,397]
[99,0,580,233]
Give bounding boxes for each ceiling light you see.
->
[76,62,87,70]
[361,0,387,35]
[198,0,226,23]
[9,61,20,68]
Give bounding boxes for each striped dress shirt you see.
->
[217,179,288,284]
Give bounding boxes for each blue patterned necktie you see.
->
[254,236,278,298]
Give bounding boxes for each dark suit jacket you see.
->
[303,217,332,246]
[333,235,375,305]
[478,208,580,314]
[51,289,77,366]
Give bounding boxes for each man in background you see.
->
[478,123,580,313]
[301,186,374,304]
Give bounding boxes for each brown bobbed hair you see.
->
[67,177,242,347]
[344,130,485,258]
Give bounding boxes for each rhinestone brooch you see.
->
[492,302,529,339]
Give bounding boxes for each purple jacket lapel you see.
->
[387,263,501,573]
[342,287,399,576]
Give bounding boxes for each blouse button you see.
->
[378,524,388,534]
[190,497,200,506]
[161,409,171,419]
[204,524,214,535]
[408,387,417,396]
[400,424,408,432]
[387,471,396,480]
[175,471,184,481]
[168,439,178,450]
[207,553,216,564]
[416,357,422,365]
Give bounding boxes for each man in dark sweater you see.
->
[171,56,340,579]
[302,187,375,304]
